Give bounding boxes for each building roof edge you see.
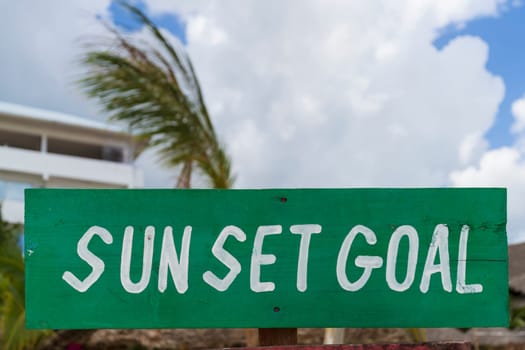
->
[0,101,124,134]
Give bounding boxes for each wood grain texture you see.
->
[25,188,508,329]
[259,328,298,346]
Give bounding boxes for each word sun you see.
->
[62,224,483,295]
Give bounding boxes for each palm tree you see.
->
[0,210,50,350]
[79,3,258,346]
[79,2,233,189]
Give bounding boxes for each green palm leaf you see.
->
[79,2,233,189]
[0,211,50,350]
[0,278,42,350]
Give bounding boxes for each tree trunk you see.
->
[176,161,192,188]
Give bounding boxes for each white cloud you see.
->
[187,15,228,46]
[134,148,175,188]
[512,94,525,133]
[0,1,110,121]
[429,0,506,26]
[4,0,524,242]
[458,132,489,166]
[451,93,525,243]
[172,2,505,188]
[450,147,525,243]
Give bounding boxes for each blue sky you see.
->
[108,0,187,44]
[434,4,525,149]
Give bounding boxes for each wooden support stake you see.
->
[258,328,298,346]
[324,328,345,344]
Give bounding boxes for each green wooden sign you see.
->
[25,188,508,329]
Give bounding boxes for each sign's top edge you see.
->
[24,187,507,191]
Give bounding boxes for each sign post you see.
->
[25,188,508,342]
[259,328,297,346]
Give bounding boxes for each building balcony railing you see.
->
[0,146,142,188]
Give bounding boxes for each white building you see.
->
[0,101,144,223]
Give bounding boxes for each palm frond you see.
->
[79,2,233,188]
[0,211,51,349]
[0,275,48,350]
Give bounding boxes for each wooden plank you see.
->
[25,188,508,329]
